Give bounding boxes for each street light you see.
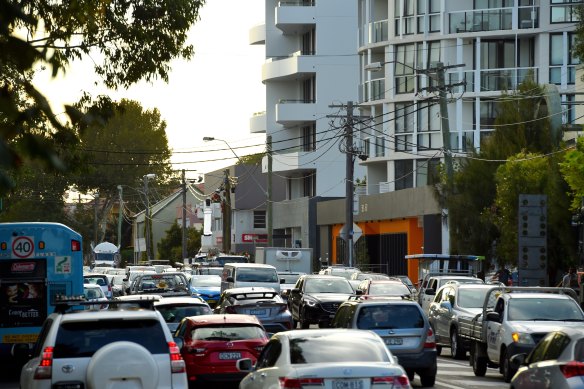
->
[143,173,156,262]
[203,137,242,163]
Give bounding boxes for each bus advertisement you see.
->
[0,222,83,365]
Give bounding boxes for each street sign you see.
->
[340,223,363,242]
[12,236,34,258]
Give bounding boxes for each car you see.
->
[127,272,191,297]
[214,287,294,333]
[319,265,361,280]
[288,274,355,328]
[83,283,109,310]
[355,279,413,299]
[83,273,112,299]
[106,274,127,297]
[196,266,223,276]
[427,283,495,359]
[189,274,221,307]
[237,329,411,389]
[331,298,437,386]
[19,297,188,389]
[174,314,268,386]
[153,296,212,332]
[277,271,305,298]
[418,274,484,314]
[220,263,281,293]
[393,274,417,293]
[510,327,584,389]
[350,271,391,281]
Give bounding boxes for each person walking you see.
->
[495,265,511,286]
[562,267,579,292]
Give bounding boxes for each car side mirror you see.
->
[236,358,254,372]
[355,290,363,295]
[425,288,436,296]
[439,301,452,310]
[226,276,234,282]
[486,311,501,322]
[280,279,285,284]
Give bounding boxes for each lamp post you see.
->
[143,173,156,262]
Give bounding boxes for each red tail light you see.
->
[279,377,324,388]
[71,239,81,251]
[168,342,186,373]
[372,375,410,387]
[34,346,54,379]
[424,328,436,349]
[561,361,584,378]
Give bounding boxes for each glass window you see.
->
[236,268,278,283]
[256,340,282,369]
[544,332,571,360]
[54,319,168,357]
[528,334,551,363]
[254,210,266,229]
[416,158,440,186]
[304,278,353,293]
[191,325,267,341]
[507,299,584,321]
[289,333,391,364]
[395,160,414,190]
[458,288,491,308]
[357,305,424,330]
[395,103,415,134]
[156,304,212,324]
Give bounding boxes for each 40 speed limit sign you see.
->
[12,236,34,258]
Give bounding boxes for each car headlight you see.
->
[511,332,534,345]
[304,297,318,307]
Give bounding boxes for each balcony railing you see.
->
[449,6,539,34]
[448,67,538,93]
[278,0,314,6]
[363,78,385,102]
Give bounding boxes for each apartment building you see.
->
[318,0,579,277]
[249,0,365,253]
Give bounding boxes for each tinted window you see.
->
[54,319,168,358]
[304,278,353,294]
[357,305,424,329]
[458,288,490,308]
[508,299,584,321]
[191,325,267,341]
[256,340,281,369]
[289,335,390,364]
[544,332,571,360]
[156,304,212,324]
[236,268,278,282]
[215,257,249,266]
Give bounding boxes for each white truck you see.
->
[254,247,313,274]
[459,286,582,383]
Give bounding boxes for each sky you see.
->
[32,0,267,180]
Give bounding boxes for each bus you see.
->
[0,222,83,365]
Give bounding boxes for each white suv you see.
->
[20,300,188,389]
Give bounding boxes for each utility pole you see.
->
[222,169,232,253]
[267,135,273,246]
[117,186,123,248]
[93,192,99,245]
[181,169,187,261]
[345,102,355,267]
[143,174,156,262]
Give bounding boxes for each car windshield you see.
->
[54,319,167,358]
[84,276,107,286]
[279,274,302,284]
[138,274,186,291]
[368,283,410,295]
[237,268,278,282]
[191,275,221,287]
[458,288,491,308]
[198,267,223,276]
[305,278,353,293]
[357,305,424,329]
[110,275,126,285]
[289,334,390,364]
[83,287,105,300]
[191,325,266,341]
[508,298,584,321]
[439,278,483,288]
[330,269,359,279]
[156,304,212,323]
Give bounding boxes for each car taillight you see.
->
[168,342,186,374]
[279,377,324,388]
[34,346,54,379]
[424,327,436,349]
[372,375,410,387]
[561,361,584,378]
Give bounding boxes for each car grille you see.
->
[320,302,341,313]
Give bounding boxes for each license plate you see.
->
[218,352,241,360]
[250,309,266,315]
[207,300,217,304]
[332,379,363,389]
[385,337,403,345]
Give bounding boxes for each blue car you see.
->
[189,275,221,307]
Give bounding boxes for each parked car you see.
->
[510,327,584,389]
[237,329,411,389]
[288,274,355,328]
[19,297,188,389]
[83,283,109,310]
[356,279,413,299]
[154,296,212,332]
[174,314,268,386]
[427,283,495,359]
[127,272,190,297]
[214,287,294,333]
[189,274,221,307]
[331,298,437,386]
[83,273,112,299]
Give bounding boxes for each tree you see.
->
[0,0,204,193]
[157,223,202,265]
[560,136,584,211]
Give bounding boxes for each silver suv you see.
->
[427,283,495,359]
[331,298,437,387]
[20,299,188,389]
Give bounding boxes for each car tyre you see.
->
[405,369,415,382]
[450,328,465,360]
[502,348,516,383]
[300,307,310,329]
[419,372,435,387]
[471,351,487,377]
[435,345,442,356]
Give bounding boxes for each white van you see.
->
[221,263,282,293]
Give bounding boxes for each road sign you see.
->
[340,223,363,242]
[12,236,34,258]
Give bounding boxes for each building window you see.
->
[395,44,416,93]
[395,160,414,190]
[564,94,576,125]
[302,123,316,151]
[303,76,316,102]
[303,173,315,197]
[253,210,266,229]
[301,28,316,55]
[551,0,582,23]
[478,100,499,129]
[416,158,440,186]
[550,33,579,84]
[416,0,441,33]
[395,103,415,134]
[417,101,440,132]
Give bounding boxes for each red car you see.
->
[174,314,268,386]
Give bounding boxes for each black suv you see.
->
[288,274,354,328]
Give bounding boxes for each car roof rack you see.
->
[53,295,158,313]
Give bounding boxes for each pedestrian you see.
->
[562,267,579,291]
[495,265,511,286]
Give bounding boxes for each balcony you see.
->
[448,67,538,93]
[262,51,317,82]
[362,78,385,102]
[249,111,267,134]
[249,24,266,45]
[360,19,389,46]
[448,6,539,34]
[276,100,316,126]
[275,1,315,35]
[263,151,301,173]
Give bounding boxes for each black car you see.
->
[288,274,354,328]
[126,272,191,297]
